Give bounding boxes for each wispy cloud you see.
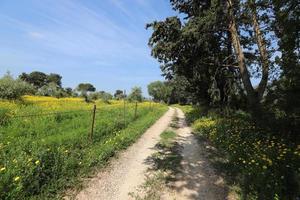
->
[0,0,175,92]
[28,31,45,39]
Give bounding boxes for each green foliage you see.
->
[19,72,48,88]
[181,106,300,200]
[114,90,125,100]
[0,108,10,126]
[128,86,143,102]
[263,0,300,139]
[148,78,192,104]
[76,83,96,93]
[36,82,64,98]
[76,83,96,102]
[0,101,167,199]
[19,72,62,89]
[47,73,62,88]
[147,1,240,106]
[90,91,113,103]
[147,81,171,103]
[159,131,176,148]
[0,74,35,100]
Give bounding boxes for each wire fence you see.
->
[0,100,156,142]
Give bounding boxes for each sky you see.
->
[0,0,177,95]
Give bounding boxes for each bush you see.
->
[36,82,65,98]
[0,74,35,100]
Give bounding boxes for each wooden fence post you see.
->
[134,102,138,119]
[123,90,126,127]
[90,104,96,141]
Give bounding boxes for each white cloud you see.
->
[28,31,45,39]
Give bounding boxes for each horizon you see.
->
[0,0,177,96]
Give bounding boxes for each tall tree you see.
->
[147,0,277,112]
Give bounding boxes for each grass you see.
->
[177,104,300,200]
[0,96,167,199]
[159,131,177,148]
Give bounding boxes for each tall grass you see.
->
[0,96,167,199]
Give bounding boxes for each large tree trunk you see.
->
[226,0,259,108]
[250,0,269,100]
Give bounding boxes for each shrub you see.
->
[0,74,35,100]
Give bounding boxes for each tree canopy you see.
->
[128,87,143,102]
[147,0,289,112]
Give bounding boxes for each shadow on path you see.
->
[143,108,229,200]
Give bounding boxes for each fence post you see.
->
[134,101,138,119]
[90,104,96,141]
[123,90,126,127]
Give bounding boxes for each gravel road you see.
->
[75,107,175,200]
[74,107,234,200]
[165,108,230,200]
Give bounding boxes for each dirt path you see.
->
[75,107,232,200]
[166,108,229,200]
[75,107,175,200]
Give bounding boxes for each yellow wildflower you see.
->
[14,176,20,182]
[35,160,40,165]
[0,167,5,172]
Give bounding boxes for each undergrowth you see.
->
[177,105,300,200]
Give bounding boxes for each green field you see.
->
[0,96,167,199]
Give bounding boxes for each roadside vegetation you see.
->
[0,96,167,199]
[147,0,299,199]
[176,104,300,200]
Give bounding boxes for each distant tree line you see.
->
[0,71,144,103]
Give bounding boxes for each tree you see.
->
[114,90,125,100]
[47,73,62,88]
[64,87,73,96]
[128,87,143,102]
[101,92,113,103]
[0,73,35,100]
[19,71,48,88]
[263,0,300,137]
[90,91,113,103]
[147,81,171,103]
[147,0,277,113]
[36,82,64,98]
[168,76,192,104]
[76,83,96,102]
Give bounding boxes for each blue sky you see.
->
[0,0,177,95]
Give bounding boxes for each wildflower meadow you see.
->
[0,96,167,199]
